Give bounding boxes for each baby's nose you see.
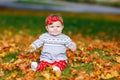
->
[54,27,57,30]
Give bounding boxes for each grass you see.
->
[0,13,120,39]
[2,53,18,62]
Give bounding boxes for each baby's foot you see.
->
[31,62,38,71]
[53,66,61,72]
[52,66,61,77]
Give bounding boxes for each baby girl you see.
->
[27,14,76,72]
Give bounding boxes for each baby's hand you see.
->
[24,46,33,54]
[68,45,76,52]
[68,42,76,52]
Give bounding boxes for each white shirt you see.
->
[30,32,76,63]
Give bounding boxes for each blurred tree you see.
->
[63,0,120,8]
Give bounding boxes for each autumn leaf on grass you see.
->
[53,70,61,77]
[112,63,120,71]
[70,63,80,68]
[93,58,106,71]
[17,52,39,61]
[14,59,23,65]
[6,71,18,80]
[40,65,62,80]
[0,68,4,76]
[67,49,75,63]
[17,53,28,59]
[16,70,36,80]
[40,71,51,80]
[0,46,11,52]
[90,52,100,59]
[1,62,16,71]
[27,52,40,60]
[101,70,119,79]
[26,46,34,51]
[19,63,30,74]
[59,76,74,80]
[114,56,120,63]
[14,59,31,73]
[74,70,89,80]
[81,56,93,63]
[49,71,62,80]
[22,70,37,80]
[89,70,101,80]
[0,52,7,57]
[0,57,2,62]
[70,68,78,76]
[72,56,81,62]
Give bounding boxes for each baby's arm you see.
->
[65,37,76,52]
[68,42,76,51]
[25,35,44,53]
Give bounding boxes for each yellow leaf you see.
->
[0,68,4,76]
[53,70,61,77]
[27,46,33,51]
[0,52,7,57]
[115,56,120,63]
[41,71,51,80]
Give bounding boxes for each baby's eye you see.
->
[50,26,54,28]
[56,26,60,28]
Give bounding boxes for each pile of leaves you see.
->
[0,30,120,80]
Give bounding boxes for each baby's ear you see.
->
[46,26,48,30]
[63,25,64,28]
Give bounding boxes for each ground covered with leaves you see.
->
[0,9,120,80]
[0,29,120,80]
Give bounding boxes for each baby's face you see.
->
[46,21,64,36]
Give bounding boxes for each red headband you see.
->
[46,15,63,26]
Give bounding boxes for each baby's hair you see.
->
[45,14,63,26]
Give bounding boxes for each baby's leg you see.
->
[53,60,67,72]
[36,61,49,71]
